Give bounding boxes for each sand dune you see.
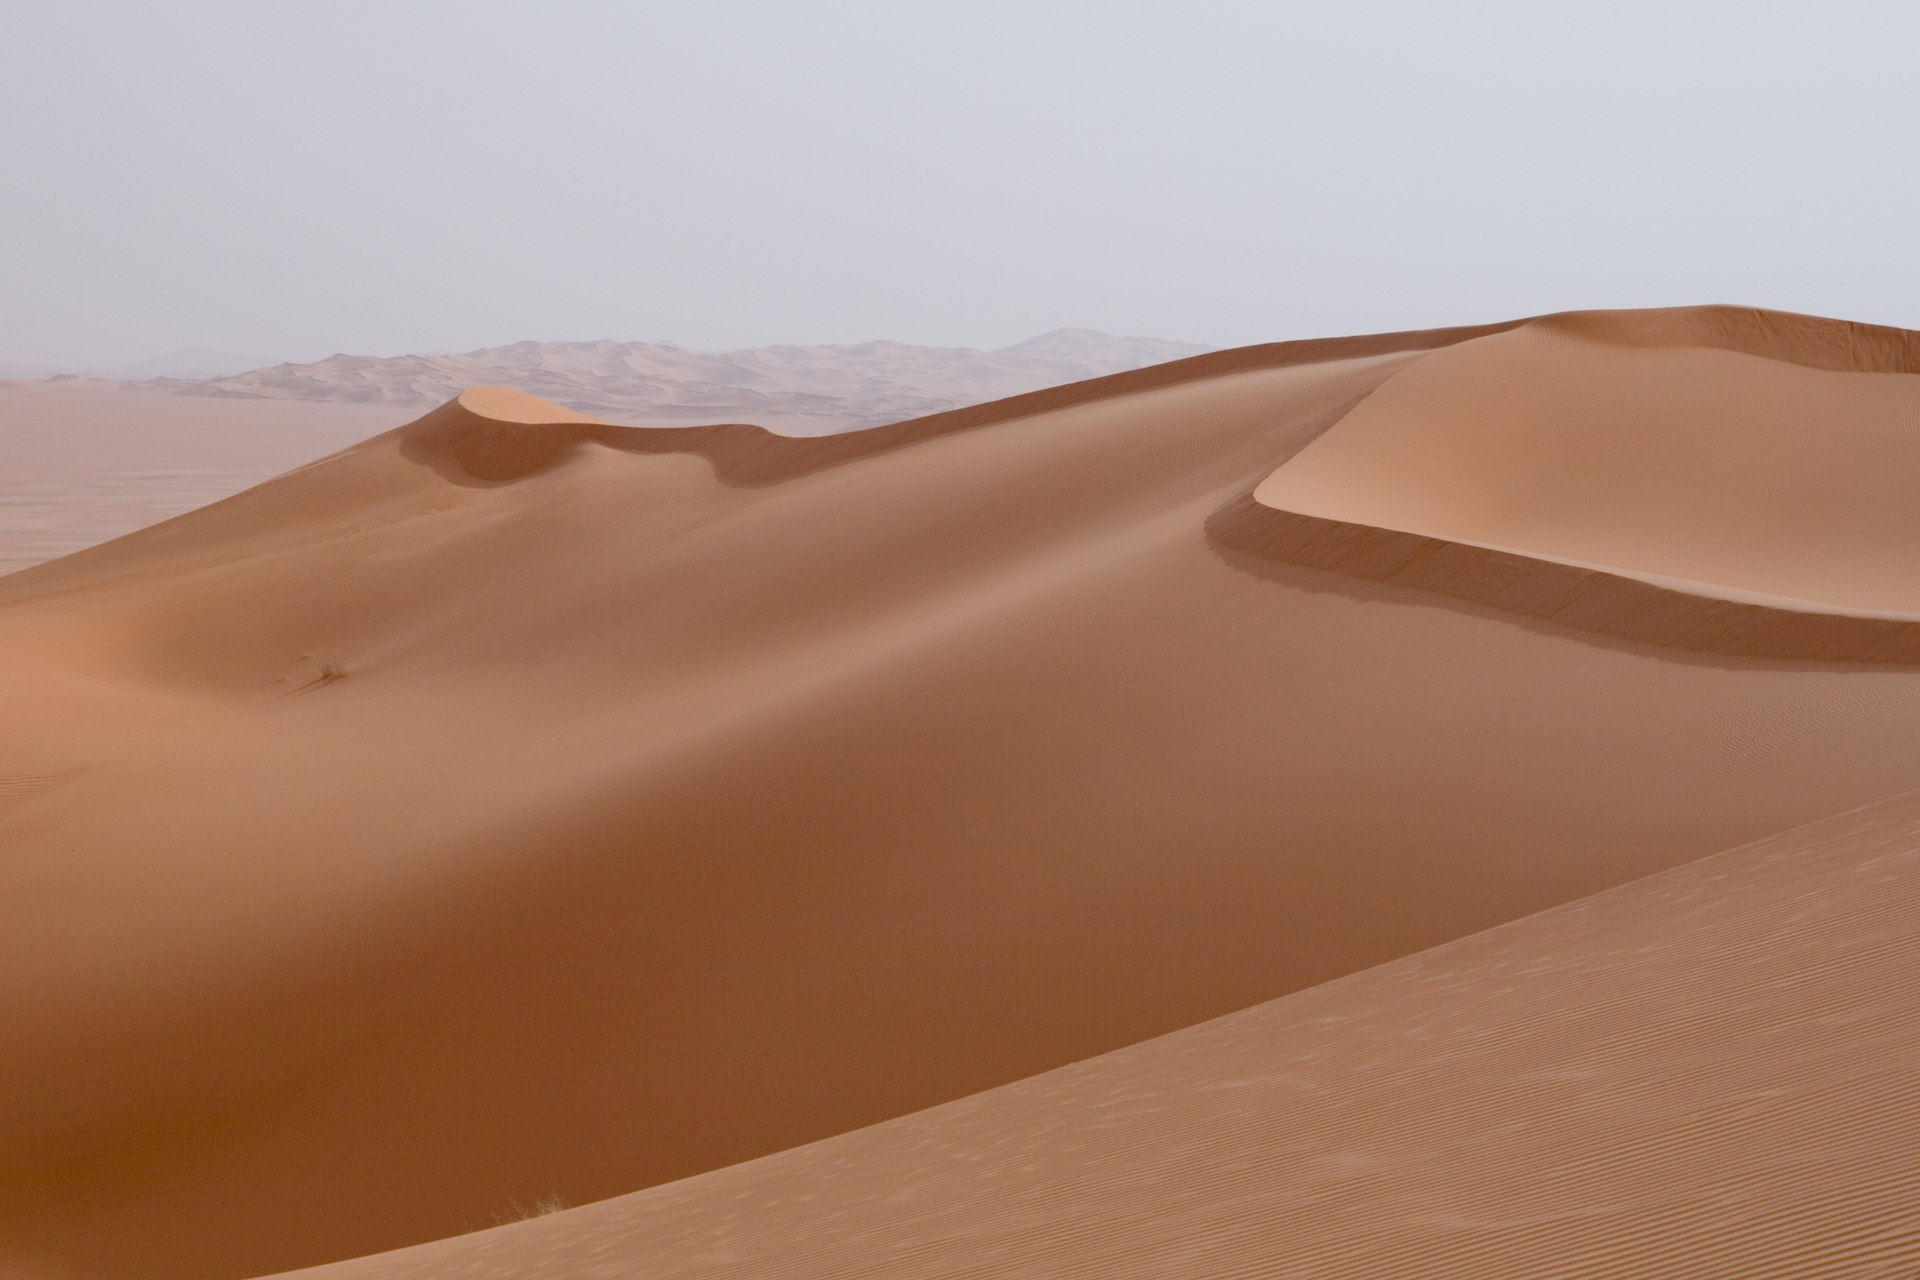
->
[0,330,1209,571]
[274,783,1920,1279]
[4,306,1920,1279]
[143,328,1212,432]
[1245,307,1920,659]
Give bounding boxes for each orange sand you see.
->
[4,307,1920,1280]
[277,784,1920,1279]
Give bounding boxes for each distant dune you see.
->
[0,347,282,381]
[148,328,1213,432]
[6,307,1920,1280]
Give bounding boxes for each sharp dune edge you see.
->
[1235,308,1920,662]
[5,305,1920,1279]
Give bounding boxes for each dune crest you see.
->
[392,320,1518,490]
[1241,307,1920,660]
[1541,304,1920,372]
[397,388,629,484]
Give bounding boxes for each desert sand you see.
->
[0,384,402,575]
[4,306,1920,1280]
[277,783,1920,1279]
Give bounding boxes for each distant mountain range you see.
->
[4,330,1212,435]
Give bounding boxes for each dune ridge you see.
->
[391,317,1527,490]
[1239,306,1920,661]
[1544,304,1920,372]
[0,330,1228,574]
[406,304,1920,494]
[1212,497,1920,662]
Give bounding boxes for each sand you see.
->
[0,383,404,574]
[4,306,1919,1279]
[1245,308,1920,659]
[0,330,1209,572]
[272,783,1920,1279]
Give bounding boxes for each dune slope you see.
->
[3,307,1919,1279]
[274,783,1920,1280]
[1245,307,1920,659]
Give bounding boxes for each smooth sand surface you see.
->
[1251,309,1920,652]
[273,783,1920,1280]
[0,383,405,574]
[5,306,1920,1279]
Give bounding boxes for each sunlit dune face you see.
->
[1257,318,1920,613]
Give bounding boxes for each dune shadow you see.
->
[1202,492,1920,674]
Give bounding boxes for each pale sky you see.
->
[2,0,1914,365]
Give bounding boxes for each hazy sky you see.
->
[3,1,1914,364]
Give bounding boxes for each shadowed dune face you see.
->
[6,307,1920,1280]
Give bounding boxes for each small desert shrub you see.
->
[497,1194,567,1223]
